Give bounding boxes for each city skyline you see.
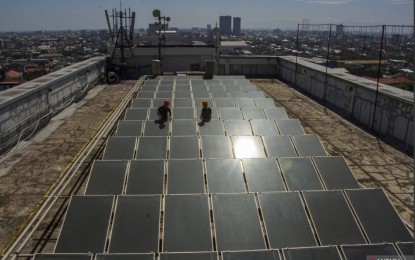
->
[0,0,413,32]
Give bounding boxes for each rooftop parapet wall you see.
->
[0,57,107,154]
[277,56,414,153]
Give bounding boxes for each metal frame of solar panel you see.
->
[51,76,412,258]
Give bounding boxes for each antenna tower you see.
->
[104,7,136,80]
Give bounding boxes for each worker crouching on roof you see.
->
[198,100,212,126]
[155,99,171,128]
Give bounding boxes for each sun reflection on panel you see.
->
[233,136,266,159]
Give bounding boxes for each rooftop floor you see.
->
[0,77,413,256]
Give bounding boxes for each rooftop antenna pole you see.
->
[104,10,114,45]
[371,25,385,132]
[323,23,332,103]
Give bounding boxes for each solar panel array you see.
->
[38,75,413,259]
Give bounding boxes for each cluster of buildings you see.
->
[0,30,109,89]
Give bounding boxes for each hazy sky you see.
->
[0,0,413,31]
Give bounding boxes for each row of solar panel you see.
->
[34,242,415,259]
[116,119,306,136]
[102,135,327,160]
[136,89,265,98]
[140,84,259,92]
[125,108,288,121]
[85,157,360,195]
[54,190,413,254]
[132,98,276,108]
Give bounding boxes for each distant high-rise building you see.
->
[336,24,344,38]
[148,23,156,36]
[233,17,241,35]
[219,16,232,35]
[207,24,212,37]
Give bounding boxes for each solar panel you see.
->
[126,160,164,195]
[125,108,148,120]
[102,137,136,160]
[55,196,114,253]
[232,136,266,159]
[250,119,279,135]
[345,189,413,243]
[156,91,173,99]
[211,91,229,98]
[247,91,265,98]
[158,85,174,91]
[140,85,158,91]
[212,194,266,250]
[136,137,168,159]
[209,85,225,92]
[396,242,414,259]
[85,160,127,195]
[143,121,170,136]
[341,244,400,260]
[198,120,225,135]
[163,195,212,251]
[201,136,233,158]
[219,108,243,119]
[221,250,280,260]
[159,252,218,260]
[254,98,276,108]
[172,108,195,120]
[136,91,155,98]
[34,254,92,260]
[109,195,161,253]
[206,159,246,193]
[95,254,155,260]
[167,160,205,194]
[115,120,143,136]
[174,91,192,99]
[291,135,327,157]
[282,246,342,260]
[215,98,235,107]
[264,108,288,120]
[175,85,191,91]
[229,91,248,98]
[242,159,285,192]
[262,136,297,157]
[278,158,323,190]
[131,99,152,108]
[173,98,193,107]
[170,136,199,159]
[275,119,304,135]
[225,120,253,135]
[234,98,256,108]
[303,190,366,245]
[193,90,210,98]
[258,192,316,248]
[241,108,267,120]
[313,156,360,189]
[171,120,197,136]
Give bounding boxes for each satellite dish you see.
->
[166,17,171,22]
[152,9,160,17]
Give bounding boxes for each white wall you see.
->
[277,56,414,153]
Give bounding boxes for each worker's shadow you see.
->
[154,119,166,129]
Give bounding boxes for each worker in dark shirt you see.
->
[156,99,171,128]
[198,100,211,126]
